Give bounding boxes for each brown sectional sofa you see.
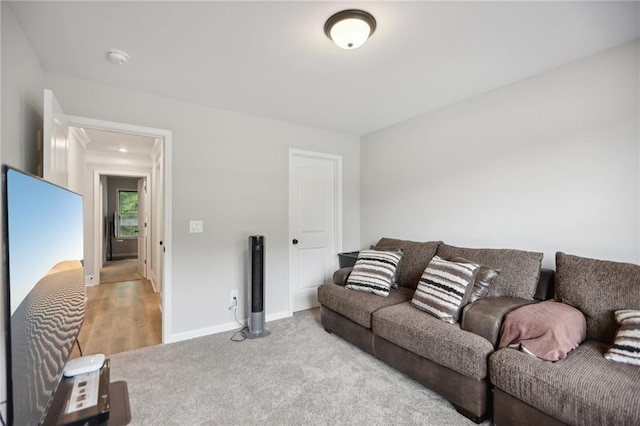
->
[318,238,554,422]
[490,252,640,426]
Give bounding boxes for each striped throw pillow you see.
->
[412,256,480,324]
[370,245,403,288]
[345,249,403,297]
[604,310,640,366]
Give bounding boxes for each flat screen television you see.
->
[2,166,85,426]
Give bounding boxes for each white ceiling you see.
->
[76,127,158,162]
[9,1,640,136]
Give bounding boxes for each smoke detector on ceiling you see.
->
[106,49,129,65]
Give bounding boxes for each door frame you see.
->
[67,115,173,344]
[103,175,150,273]
[288,149,343,313]
[43,89,70,188]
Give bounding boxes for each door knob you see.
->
[292,239,299,245]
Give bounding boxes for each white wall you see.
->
[361,41,639,268]
[47,73,361,339]
[0,2,47,418]
[1,3,45,173]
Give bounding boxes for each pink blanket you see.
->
[499,300,586,361]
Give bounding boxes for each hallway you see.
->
[73,260,162,357]
[100,259,143,283]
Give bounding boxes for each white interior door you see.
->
[43,89,69,188]
[289,150,342,312]
[137,178,148,278]
[153,156,163,294]
[99,179,105,266]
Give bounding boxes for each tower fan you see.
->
[245,235,270,339]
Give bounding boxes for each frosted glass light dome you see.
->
[324,10,376,50]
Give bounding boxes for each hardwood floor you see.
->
[71,279,162,358]
[100,258,143,284]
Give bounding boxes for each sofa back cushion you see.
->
[555,252,640,343]
[436,243,543,300]
[375,238,441,290]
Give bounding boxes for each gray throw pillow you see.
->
[451,257,500,303]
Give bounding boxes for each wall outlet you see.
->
[230,290,239,305]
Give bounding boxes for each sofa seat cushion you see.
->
[490,341,640,425]
[436,243,543,300]
[372,302,494,380]
[317,283,414,329]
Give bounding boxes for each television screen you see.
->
[3,166,85,426]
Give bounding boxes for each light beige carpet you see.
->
[100,259,143,284]
[109,308,486,425]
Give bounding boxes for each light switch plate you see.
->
[189,220,204,233]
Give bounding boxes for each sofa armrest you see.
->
[461,297,536,347]
[332,267,353,286]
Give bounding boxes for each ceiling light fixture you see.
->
[118,148,128,153]
[107,49,129,65]
[324,9,376,50]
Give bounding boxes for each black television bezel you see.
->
[2,165,85,426]
[2,165,14,426]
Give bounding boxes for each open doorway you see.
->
[101,175,147,283]
[71,125,165,355]
[43,89,173,353]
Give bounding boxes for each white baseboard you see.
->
[166,309,292,344]
[149,270,160,293]
[166,321,243,344]
[266,310,293,322]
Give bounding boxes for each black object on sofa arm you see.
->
[533,269,555,301]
